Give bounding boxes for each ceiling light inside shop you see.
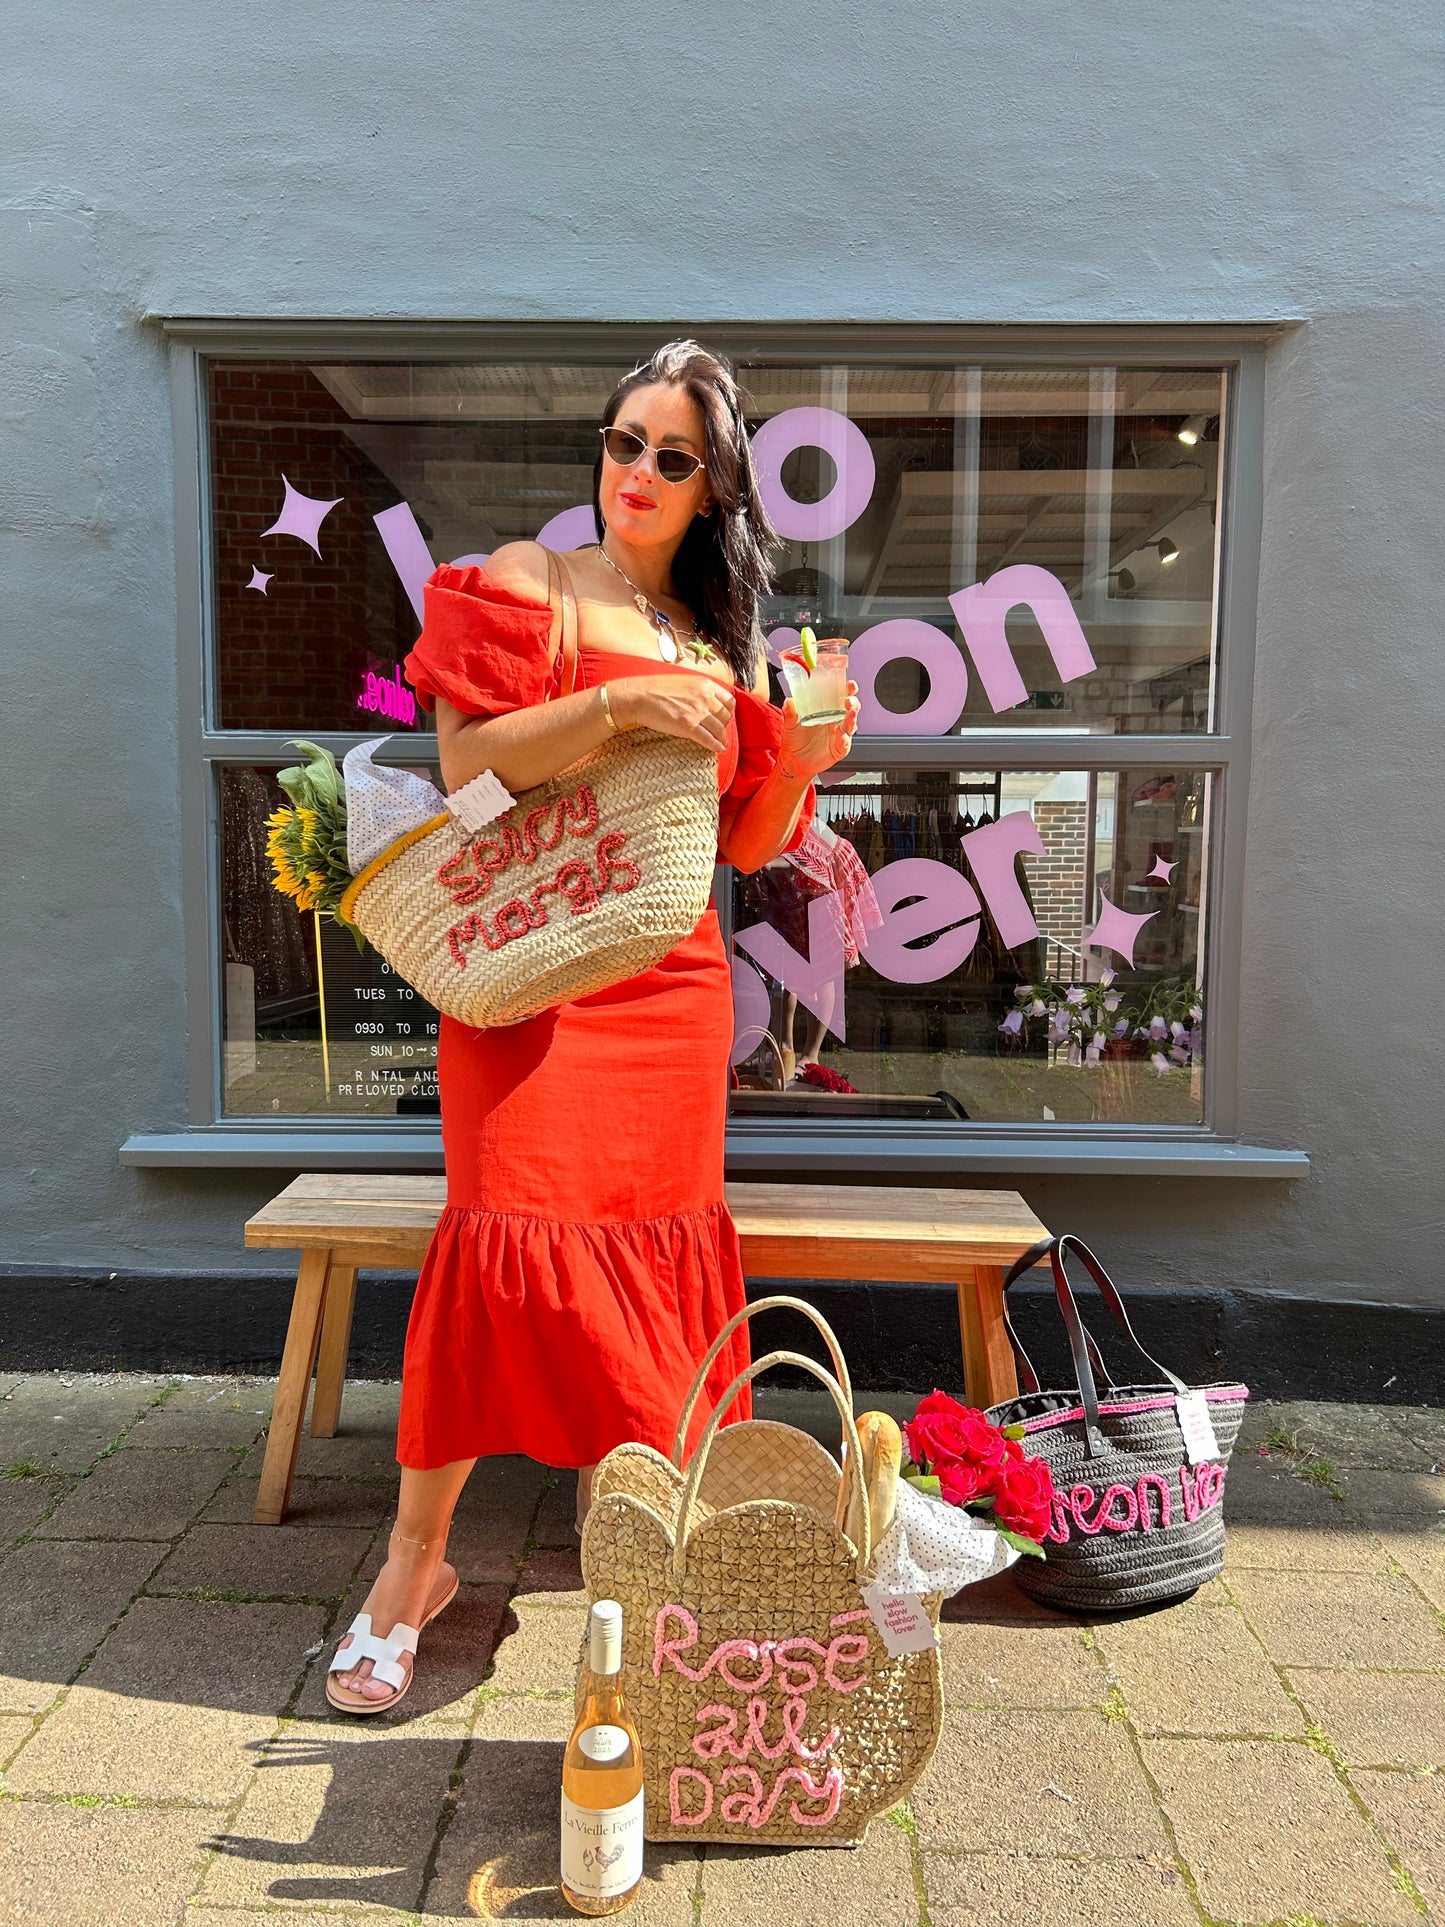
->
[1157,537,1180,566]
[1177,415,1208,446]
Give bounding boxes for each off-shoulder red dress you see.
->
[395,564,814,1471]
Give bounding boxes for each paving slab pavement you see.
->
[0,1372,1440,1925]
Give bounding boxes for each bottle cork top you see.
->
[588,1599,623,1675]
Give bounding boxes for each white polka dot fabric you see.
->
[343,738,449,873]
[870,1476,1020,1597]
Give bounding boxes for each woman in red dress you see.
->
[329,341,859,1709]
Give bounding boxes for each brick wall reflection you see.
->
[210,363,416,730]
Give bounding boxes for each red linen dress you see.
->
[395,564,814,1470]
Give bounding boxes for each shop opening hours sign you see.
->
[320,923,439,1111]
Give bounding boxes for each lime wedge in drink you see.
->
[798,626,818,673]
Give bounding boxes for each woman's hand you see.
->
[777,682,861,779]
[610,674,736,755]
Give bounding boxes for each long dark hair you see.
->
[590,340,777,686]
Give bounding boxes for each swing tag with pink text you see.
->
[859,1582,938,1658]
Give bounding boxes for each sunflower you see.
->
[264,748,364,945]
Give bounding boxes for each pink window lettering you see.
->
[859,858,981,984]
[960,812,1045,950]
[948,563,1097,713]
[849,618,969,734]
[735,892,848,1042]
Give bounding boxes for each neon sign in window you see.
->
[356,665,417,727]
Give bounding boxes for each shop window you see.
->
[728,766,1208,1126]
[199,340,1236,1141]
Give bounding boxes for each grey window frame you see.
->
[121,318,1306,1177]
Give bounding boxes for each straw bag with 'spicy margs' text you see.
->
[581,1298,945,1847]
[339,551,719,1029]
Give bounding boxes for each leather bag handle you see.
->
[998,1239,1112,1396]
[1002,1235,1190,1459]
[545,545,580,700]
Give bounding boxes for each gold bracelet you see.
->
[599,683,628,733]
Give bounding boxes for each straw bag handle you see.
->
[670,1294,854,1466]
[544,546,580,700]
[671,1348,869,1585]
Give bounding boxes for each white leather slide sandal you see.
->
[325,1563,459,1715]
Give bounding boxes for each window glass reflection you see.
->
[220,767,441,1117]
[728,768,1208,1125]
[209,357,1224,736]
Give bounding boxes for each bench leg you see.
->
[254,1246,331,1525]
[956,1264,1020,1408]
[310,1262,357,1440]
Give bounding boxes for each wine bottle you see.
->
[560,1599,645,1915]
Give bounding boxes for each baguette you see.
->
[835,1410,904,1547]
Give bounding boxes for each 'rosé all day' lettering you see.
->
[651,1602,878,1831]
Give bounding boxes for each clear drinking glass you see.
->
[778,637,850,726]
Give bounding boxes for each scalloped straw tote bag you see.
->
[339,550,719,1029]
[987,1234,1249,1613]
[580,1297,945,1848]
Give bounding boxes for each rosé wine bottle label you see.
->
[577,1723,630,1763]
[561,1789,644,1899]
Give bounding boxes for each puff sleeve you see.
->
[402,565,558,719]
[727,688,817,854]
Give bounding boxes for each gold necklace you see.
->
[595,543,717,665]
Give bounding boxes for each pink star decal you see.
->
[1084,893,1157,966]
[262,476,343,556]
[1147,856,1175,882]
[246,567,273,594]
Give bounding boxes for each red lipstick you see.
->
[619,492,656,511]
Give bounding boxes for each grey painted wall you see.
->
[2,3,1442,1312]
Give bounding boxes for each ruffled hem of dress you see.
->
[397,1197,752,1470]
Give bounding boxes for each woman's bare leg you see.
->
[575,1462,597,1534]
[333,1456,475,1702]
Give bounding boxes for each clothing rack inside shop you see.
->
[815,775,1003,825]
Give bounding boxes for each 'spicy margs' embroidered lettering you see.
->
[442,812,642,969]
[436,786,599,906]
[1044,1460,1226,1545]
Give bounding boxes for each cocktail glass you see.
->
[778,637,850,726]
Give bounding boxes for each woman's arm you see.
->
[433,544,737,794]
[717,659,860,874]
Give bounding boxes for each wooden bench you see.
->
[244,1174,1046,1525]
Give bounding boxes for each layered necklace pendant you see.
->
[601,544,710,665]
[653,612,681,663]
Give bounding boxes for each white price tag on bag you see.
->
[860,1582,939,1657]
[444,768,515,834]
[1176,1390,1221,1464]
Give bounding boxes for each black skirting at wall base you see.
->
[0,1266,1441,1406]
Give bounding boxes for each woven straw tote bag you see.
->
[580,1297,945,1847]
[987,1235,1248,1613]
[339,551,719,1029]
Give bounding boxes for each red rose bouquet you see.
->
[903,1389,1054,1558]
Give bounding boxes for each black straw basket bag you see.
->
[986,1235,1248,1613]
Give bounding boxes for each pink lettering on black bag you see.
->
[986,1234,1248,1613]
